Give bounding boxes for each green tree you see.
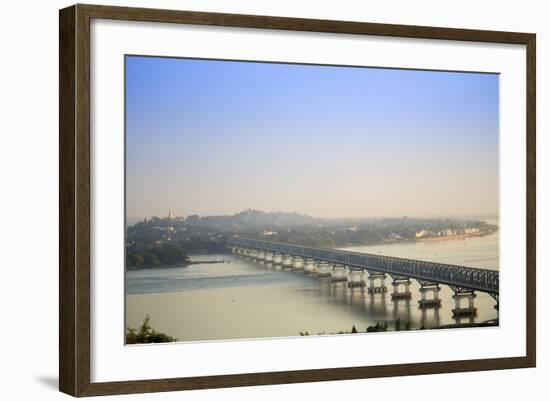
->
[126,315,177,344]
[366,322,388,333]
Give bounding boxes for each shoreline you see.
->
[188,259,230,265]
[412,232,491,242]
[340,229,497,249]
[127,259,230,271]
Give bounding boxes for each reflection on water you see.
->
[126,233,499,342]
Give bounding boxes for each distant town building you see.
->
[416,227,480,239]
[416,230,428,238]
[441,228,455,236]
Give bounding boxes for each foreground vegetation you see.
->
[298,318,499,336]
[126,315,177,344]
[126,243,190,269]
[299,320,413,336]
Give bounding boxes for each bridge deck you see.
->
[227,237,499,294]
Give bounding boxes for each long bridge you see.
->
[227,237,499,318]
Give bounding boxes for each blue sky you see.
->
[125,56,499,219]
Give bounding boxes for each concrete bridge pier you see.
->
[367,271,387,294]
[272,253,282,265]
[418,281,442,308]
[390,275,412,300]
[256,250,265,262]
[348,270,366,288]
[316,262,332,278]
[282,255,294,269]
[331,264,348,282]
[291,257,304,271]
[250,250,260,261]
[451,287,477,318]
[303,259,316,274]
[360,270,368,287]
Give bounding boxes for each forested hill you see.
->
[183,209,318,230]
[125,210,318,269]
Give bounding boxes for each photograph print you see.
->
[124,55,499,344]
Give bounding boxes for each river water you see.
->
[126,230,499,343]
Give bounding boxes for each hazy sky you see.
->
[125,56,499,220]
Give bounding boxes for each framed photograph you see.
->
[59,4,536,397]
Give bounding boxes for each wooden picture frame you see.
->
[59,3,536,397]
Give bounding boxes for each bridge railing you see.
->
[227,237,499,294]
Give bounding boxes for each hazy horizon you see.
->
[126,56,499,220]
[127,209,500,225]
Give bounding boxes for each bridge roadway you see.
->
[227,237,499,295]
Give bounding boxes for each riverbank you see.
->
[188,259,230,265]
[340,230,499,270]
[435,320,499,330]
[301,319,499,336]
[296,226,498,250]
[415,230,497,243]
[325,230,495,252]
[127,259,230,271]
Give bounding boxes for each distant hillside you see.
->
[185,209,318,231]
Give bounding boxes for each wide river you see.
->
[126,229,499,343]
